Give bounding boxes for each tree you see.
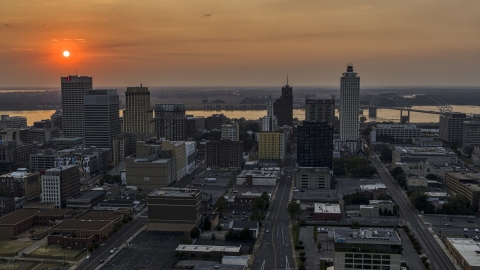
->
[299,257,306,263]
[214,197,227,217]
[409,192,434,214]
[204,217,212,230]
[425,174,437,180]
[333,158,346,176]
[313,225,318,241]
[443,195,473,215]
[287,199,301,219]
[240,228,252,240]
[215,224,222,231]
[180,232,192,244]
[343,194,370,205]
[190,227,200,239]
[261,192,270,209]
[317,242,322,250]
[250,210,265,221]
[390,167,404,178]
[394,174,407,188]
[360,116,367,123]
[252,197,267,211]
[350,221,360,229]
[362,126,372,136]
[380,147,393,163]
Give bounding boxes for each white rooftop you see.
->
[360,183,387,191]
[314,203,341,214]
[394,146,455,155]
[447,238,480,267]
[175,245,241,253]
[424,192,450,197]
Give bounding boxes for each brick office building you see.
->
[206,139,244,170]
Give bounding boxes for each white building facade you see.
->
[221,122,240,141]
[185,141,197,174]
[262,95,278,132]
[338,65,360,151]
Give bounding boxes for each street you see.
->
[251,152,296,270]
[371,155,455,270]
[75,215,147,270]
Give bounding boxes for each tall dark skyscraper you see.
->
[297,121,333,168]
[154,104,186,141]
[84,89,120,149]
[274,78,293,127]
[61,75,92,138]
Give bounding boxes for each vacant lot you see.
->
[29,245,85,261]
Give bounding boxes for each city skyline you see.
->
[1,1,480,87]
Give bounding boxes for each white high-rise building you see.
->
[338,65,360,151]
[262,95,278,131]
[61,75,93,138]
[221,122,240,141]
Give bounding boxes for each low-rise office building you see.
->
[29,148,57,172]
[445,172,480,210]
[392,146,457,164]
[334,228,402,270]
[148,188,202,232]
[0,208,73,239]
[359,183,388,200]
[41,165,81,209]
[175,244,242,259]
[162,140,187,180]
[370,124,421,144]
[226,193,261,210]
[236,168,279,186]
[258,131,285,162]
[0,168,41,203]
[395,159,457,181]
[295,167,332,190]
[48,209,130,248]
[445,238,480,270]
[228,220,259,238]
[125,156,175,189]
[0,197,15,217]
[313,203,341,221]
[66,190,106,210]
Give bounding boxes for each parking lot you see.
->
[336,177,379,197]
[104,231,181,270]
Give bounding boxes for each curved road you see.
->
[371,155,455,270]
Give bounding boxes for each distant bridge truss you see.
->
[368,93,453,114]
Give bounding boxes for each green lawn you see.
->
[29,245,85,261]
[34,262,73,270]
[0,240,34,254]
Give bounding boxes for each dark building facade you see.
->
[206,114,226,130]
[305,97,335,124]
[0,169,41,203]
[61,75,93,138]
[206,139,244,170]
[154,104,186,141]
[274,83,293,127]
[84,89,121,149]
[0,141,34,172]
[439,113,467,143]
[148,188,202,232]
[0,197,15,217]
[297,121,334,168]
[185,115,197,138]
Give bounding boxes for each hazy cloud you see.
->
[203,14,212,17]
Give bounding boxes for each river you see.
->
[1,105,479,126]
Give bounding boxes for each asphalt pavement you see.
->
[251,152,296,270]
[75,215,147,270]
[371,155,455,270]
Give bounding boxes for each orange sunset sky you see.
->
[1,0,480,87]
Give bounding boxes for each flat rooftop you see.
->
[175,245,241,253]
[149,188,201,198]
[69,190,105,201]
[0,209,72,226]
[296,167,331,174]
[424,192,450,197]
[334,228,401,245]
[447,238,480,267]
[237,168,280,178]
[360,183,387,191]
[394,146,455,155]
[53,219,111,231]
[193,264,244,270]
[314,203,341,214]
[74,210,124,221]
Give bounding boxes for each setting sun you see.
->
[63,51,70,57]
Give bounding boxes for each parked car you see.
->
[445,223,452,226]
[110,250,115,254]
[468,220,475,223]
[464,228,469,232]
[475,229,479,233]
[99,259,104,264]
[266,229,269,233]
[86,256,91,260]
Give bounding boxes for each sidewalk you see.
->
[299,226,317,270]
